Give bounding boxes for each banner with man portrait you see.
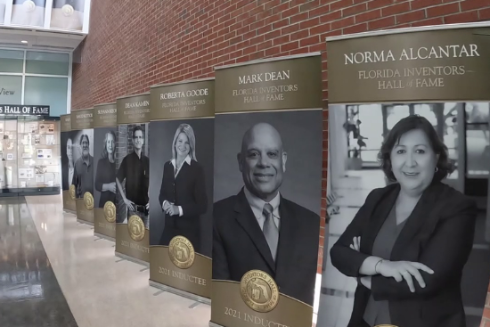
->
[115,93,150,264]
[60,113,76,213]
[148,78,215,302]
[318,24,490,327]
[210,54,323,327]
[93,103,117,241]
[70,108,94,225]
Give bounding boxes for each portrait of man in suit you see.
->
[212,122,320,306]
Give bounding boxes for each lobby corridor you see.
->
[1,195,210,327]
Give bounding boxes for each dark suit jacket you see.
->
[213,189,320,305]
[158,160,207,245]
[330,182,478,327]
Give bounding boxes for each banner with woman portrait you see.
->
[60,114,76,213]
[210,54,323,327]
[319,24,490,327]
[93,103,117,240]
[115,93,150,264]
[148,78,215,302]
[70,108,94,225]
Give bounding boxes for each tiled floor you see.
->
[317,169,490,327]
[24,195,211,327]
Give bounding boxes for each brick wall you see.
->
[72,0,490,299]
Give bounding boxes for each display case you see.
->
[0,113,60,196]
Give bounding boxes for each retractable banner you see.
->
[319,24,490,327]
[70,108,95,225]
[60,114,76,213]
[115,93,151,264]
[210,54,323,327]
[50,0,85,32]
[148,78,215,302]
[93,103,117,241]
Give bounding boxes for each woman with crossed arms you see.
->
[330,115,478,327]
[158,124,207,253]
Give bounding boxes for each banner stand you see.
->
[94,233,114,242]
[115,252,149,267]
[149,281,211,305]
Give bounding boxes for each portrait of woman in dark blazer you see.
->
[158,124,207,253]
[330,115,478,327]
[95,131,116,208]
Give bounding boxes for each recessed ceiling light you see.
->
[21,40,28,44]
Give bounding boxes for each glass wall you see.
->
[0,49,71,117]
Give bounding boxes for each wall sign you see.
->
[0,105,50,116]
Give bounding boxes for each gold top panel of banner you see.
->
[215,54,322,114]
[71,108,94,130]
[327,26,490,103]
[60,114,71,132]
[117,93,151,124]
[94,103,117,128]
[150,79,215,120]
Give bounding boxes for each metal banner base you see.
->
[64,209,76,215]
[115,252,149,267]
[94,232,114,242]
[149,280,211,305]
[77,219,94,227]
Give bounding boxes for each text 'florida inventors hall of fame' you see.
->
[159,88,209,113]
[345,43,481,90]
[233,70,299,104]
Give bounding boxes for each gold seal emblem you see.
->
[69,184,76,200]
[168,236,195,269]
[61,4,74,17]
[128,215,145,242]
[83,192,94,210]
[240,270,279,313]
[23,0,36,12]
[103,201,116,223]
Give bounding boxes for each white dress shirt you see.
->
[163,155,191,217]
[243,186,281,230]
[68,166,74,186]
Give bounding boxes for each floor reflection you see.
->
[0,197,77,327]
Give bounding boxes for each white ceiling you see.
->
[0,26,86,51]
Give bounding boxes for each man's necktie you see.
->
[263,203,279,261]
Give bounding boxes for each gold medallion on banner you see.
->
[103,201,116,223]
[240,270,279,313]
[128,215,145,242]
[61,4,74,17]
[69,184,76,200]
[83,192,94,210]
[168,236,195,269]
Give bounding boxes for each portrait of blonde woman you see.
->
[95,130,116,208]
[158,123,207,253]
[329,115,478,327]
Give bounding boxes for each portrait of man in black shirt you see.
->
[116,125,150,228]
[72,133,93,198]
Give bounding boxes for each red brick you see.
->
[355,9,382,23]
[290,29,310,41]
[342,3,367,17]
[281,6,300,18]
[461,0,490,11]
[411,17,444,27]
[343,22,367,34]
[368,16,396,30]
[331,0,353,12]
[426,3,460,17]
[368,0,395,10]
[281,41,299,52]
[290,12,309,24]
[331,16,355,30]
[299,17,320,29]
[309,4,332,18]
[481,8,490,20]
[444,11,479,24]
[300,35,320,47]
[310,22,332,36]
[397,9,426,24]
[410,0,443,10]
[382,2,411,16]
